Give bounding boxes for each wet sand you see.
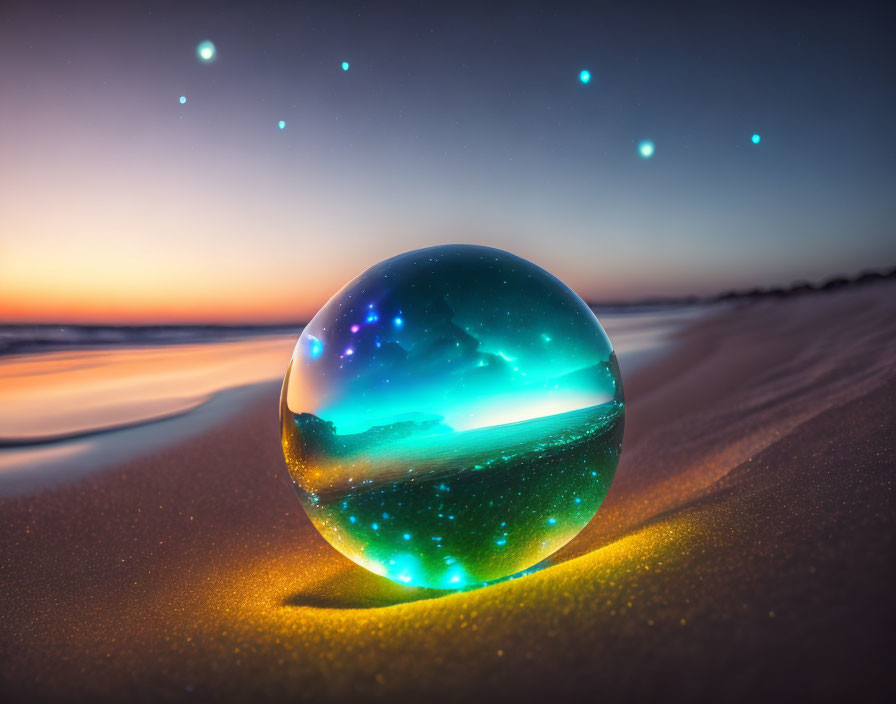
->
[1,283,894,702]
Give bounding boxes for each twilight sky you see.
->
[0,0,893,323]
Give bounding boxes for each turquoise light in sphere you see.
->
[197,40,216,62]
[638,140,655,158]
[280,245,625,589]
[579,69,591,84]
[278,120,286,130]
[179,96,187,104]
[752,133,761,144]
[341,61,350,71]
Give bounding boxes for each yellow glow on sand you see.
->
[178,512,698,698]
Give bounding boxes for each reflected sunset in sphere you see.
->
[280,245,624,589]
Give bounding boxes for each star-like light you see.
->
[752,133,761,144]
[341,61,350,71]
[278,120,286,130]
[178,96,187,104]
[306,335,323,359]
[638,140,655,158]
[197,40,216,62]
[579,69,591,84]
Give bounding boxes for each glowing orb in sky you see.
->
[196,40,216,62]
[278,120,286,130]
[341,61,350,71]
[178,96,187,104]
[280,245,625,589]
[579,69,591,84]
[752,133,761,144]
[638,140,655,158]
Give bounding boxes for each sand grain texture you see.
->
[1,284,894,702]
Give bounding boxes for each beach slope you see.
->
[1,283,894,702]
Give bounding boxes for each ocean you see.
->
[0,306,710,495]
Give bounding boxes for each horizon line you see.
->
[1,265,893,328]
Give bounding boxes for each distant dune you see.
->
[589,264,896,311]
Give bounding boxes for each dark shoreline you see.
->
[4,266,893,358]
[0,324,299,357]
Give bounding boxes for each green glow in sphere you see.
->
[280,245,624,589]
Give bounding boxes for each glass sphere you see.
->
[280,245,624,589]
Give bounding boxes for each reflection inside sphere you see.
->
[280,245,624,589]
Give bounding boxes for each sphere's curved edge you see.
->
[280,244,625,590]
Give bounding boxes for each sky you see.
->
[0,0,893,324]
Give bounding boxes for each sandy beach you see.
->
[1,282,894,702]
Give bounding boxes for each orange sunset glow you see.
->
[0,230,655,324]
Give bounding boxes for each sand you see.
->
[1,283,894,702]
